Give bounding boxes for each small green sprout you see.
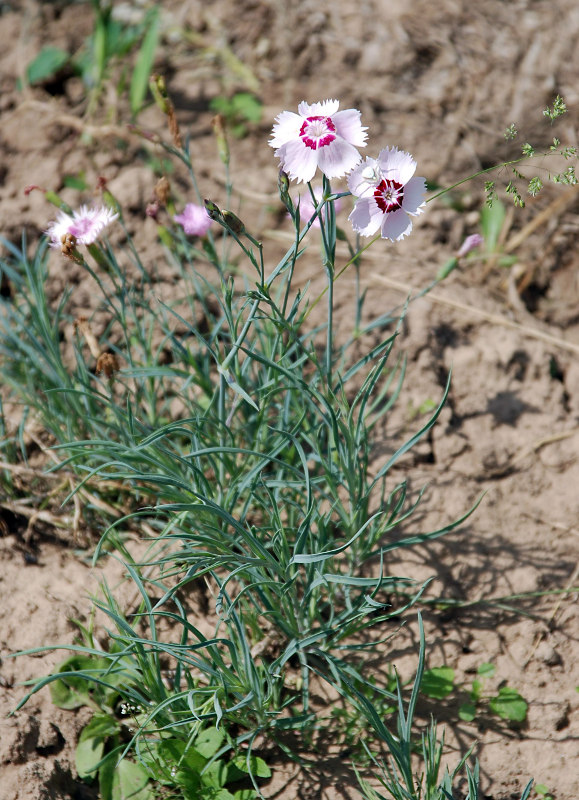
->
[534,783,555,800]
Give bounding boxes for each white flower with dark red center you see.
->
[174,203,213,237]
[270,99,367,184]
[348,148,426,241]
[46,205,118,248]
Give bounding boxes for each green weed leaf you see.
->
[49,655,107,709]
[458,702,477,722]
[112,759,153,800]
[480,199,505,252]
[477,662,496,678]
[489,687,528,722]
[76,713,119,779]
[213,790,236,800]
[76,734,105,780]
[231,755,271,779]
[99,751,116,800]
[421,667,455,699]
[130,8,160,117]
[26,46,69,84]
[231,93,262,123]
[194,726,225,758]
[203,759,230,789]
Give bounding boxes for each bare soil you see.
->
[1,1,579,799]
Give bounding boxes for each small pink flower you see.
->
[46,204,118,247]
[270,99,367,184]
[457,233,483,257]
[348,147,426,241]
[294,186,342,228]
[174,203,213,237]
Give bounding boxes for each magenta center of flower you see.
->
[374,179,404,214]
[299,116,337,150]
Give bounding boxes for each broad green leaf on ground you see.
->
[458,702,477,722]
[477,662,496,678]
[230,755,271,779]
[194,726,225,758]
[26,46,69,84]
[75,713,119,779]
[49,655,108,709]
[489,687,528,722]
[421,666,455,699]
[111,759,153,800]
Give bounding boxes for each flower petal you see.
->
[317,138,362,180]
[297,99,340,117]
[333,109,368,147]
[347,157,380,198]
[380,208,413,241]
[277,139,319,184]
[377,147,417,184]
[46,211,73,247]
[401,176,426,216]
[174,203,213,236]
[269,110,303,147]
[349,197,383,237]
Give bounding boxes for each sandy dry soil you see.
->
[1,1,579,799]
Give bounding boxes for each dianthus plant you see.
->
[15,93,573,794]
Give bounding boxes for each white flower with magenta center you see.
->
[348,148,426,241]
[46,205,118,248]
[270,99,367,184]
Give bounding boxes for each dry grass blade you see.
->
[504,184,579,254]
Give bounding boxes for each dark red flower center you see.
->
[299,115,337,150]
[374,179,404,213]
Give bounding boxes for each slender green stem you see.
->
[427,154,535,203]
[325,260,334,386]
[304,233,380,322]
[218,372,227,491]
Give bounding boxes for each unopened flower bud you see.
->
[60,233,83,263]
[222,210,245,235]
[278,169,290,195]
[204,199,222,221]
[154,176,170,206]
[457,233,483,258]
[96,352,120,379]
[146,200,160,219]
[149,73,170,114]
[148,74,182,148]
